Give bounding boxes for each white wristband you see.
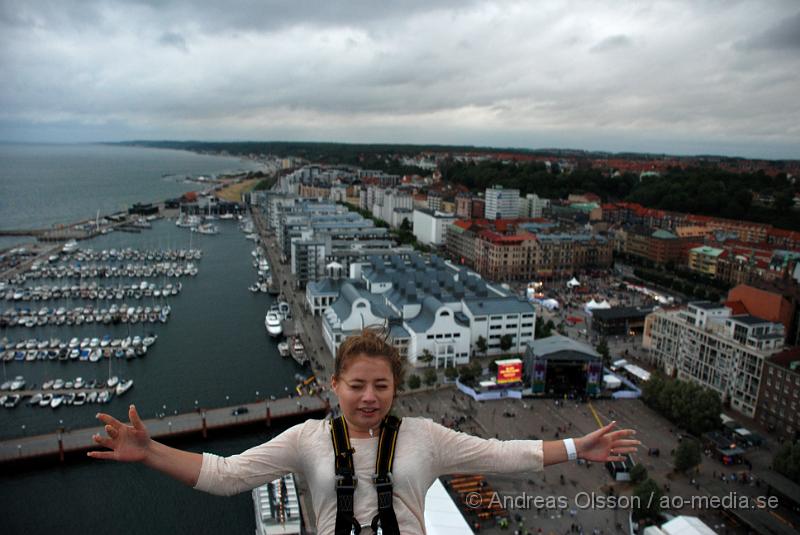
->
[563,438,577,461]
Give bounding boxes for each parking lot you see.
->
[393,387,766,534]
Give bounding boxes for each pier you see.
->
[0,394,331,465]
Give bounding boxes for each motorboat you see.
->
[50,395,64,409]
[265,310,283,337]
[278,341,290,357]
[3,394,21,408]
[74,377,85,389]
[107,376,119,388]
[290,337,309,366]
[116,379,133,396]
[192,223,219,235]
[10,376,25,390]
[53,378,65,390]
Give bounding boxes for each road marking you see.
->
[587,401,604,428]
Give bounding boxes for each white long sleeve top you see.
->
[194,417,544,534]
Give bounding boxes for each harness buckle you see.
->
[336,474,358,491]
[372,472,393,488]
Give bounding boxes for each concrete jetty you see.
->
[0,394,330,465]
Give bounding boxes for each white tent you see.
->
[603,375,622,389]
[566,277,580,288]
[584,299,611,315]
[661,516,716,535]
[542,298,560,310]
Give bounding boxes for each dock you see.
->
[0,393,331,465]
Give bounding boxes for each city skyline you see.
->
[1,0,799,159]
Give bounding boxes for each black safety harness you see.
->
[330,414,402,535]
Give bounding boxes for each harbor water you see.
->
[0,144,308,534]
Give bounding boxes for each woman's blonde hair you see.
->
[334,327,407,388]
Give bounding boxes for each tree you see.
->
[596,337,610,368]
[535,317,554,339]
[407,374,421,389]
[629,463,648,485]
[488,360,499,374]
[458,365,476,384]
[475,336,487,356]
[631,478,663,524]
[418,349,434,367]
[444,366,459,381]
[773,441,800,484]
[400,218,412,232]
[673,439,702,473]
[423,368,438,386]
[499,334,513,352]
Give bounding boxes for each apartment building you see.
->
[643,302,785,417]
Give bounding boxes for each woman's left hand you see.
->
[576,421,640,462]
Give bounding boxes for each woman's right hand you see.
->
[88,404,151,462]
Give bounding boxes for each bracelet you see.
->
[563,438,577,461]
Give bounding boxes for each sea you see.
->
[0,143,305,534]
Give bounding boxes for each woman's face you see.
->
[331,354,395,438]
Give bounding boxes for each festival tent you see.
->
[566,277,580,288]
[542,298,560,310]
[583,299,611,315]
[603,375,622,389]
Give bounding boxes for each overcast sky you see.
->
[1,0,798,158]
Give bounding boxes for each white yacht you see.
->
[192,223,219,235]
[116,379,133,396]
[62,240,79,253]
[107,376,119,388]
[265,310,283,337]
[9,376,25,390]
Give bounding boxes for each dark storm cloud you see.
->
[0,0,798,158]
[738,10,800,50]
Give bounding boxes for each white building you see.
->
[413,208,456,246]
[643,301,785,417]
[518,193,550,218]
[485,185,520,220]
[318,254,535,367]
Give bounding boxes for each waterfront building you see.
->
[485,185,520,220]
[643,302,785,417]
[317,254,535,366]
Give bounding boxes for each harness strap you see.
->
[331,416,360,535]
[330,415,403,535]
[370,415,402,535]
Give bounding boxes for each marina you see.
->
[1,281,182,301]
[1,304,171,328]
[0,143,291,535]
